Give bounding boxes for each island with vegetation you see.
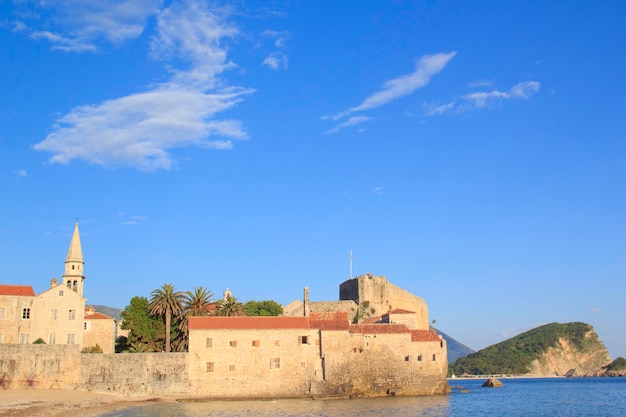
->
[449,322,611,377]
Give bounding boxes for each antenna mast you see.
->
[349,250,353,279]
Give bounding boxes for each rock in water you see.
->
[482,378,504,388]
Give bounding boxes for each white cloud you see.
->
[16,170,27,177]
[33,1,254,171]
[12,0,162,52]
[373,186,384,195]
[325,51,457,121]
[118,213,147,225]
[468,79,495,88]
[424,81,540,116]
[262,51,288,71]
[325,116,371,134]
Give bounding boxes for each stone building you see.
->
[0,223,114,351]
[188,309,449,398]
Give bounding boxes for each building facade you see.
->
[0,223,114,351]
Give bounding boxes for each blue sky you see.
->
[1,1,625,358]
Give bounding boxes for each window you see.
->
[68,309,76,320]
[274,339,280,347]
[418,354,423,362]
[405,355,410,362]
[270,358,280,369]
[19,333,29,344]
[67,333,76,344]
[51,309,58,320]
[49,333,56,345]
[252,340,260,347]
[22,308,31,319]
[432,354,437,361]
[229,340,237,348]
[84,322,89,330]
[300,335,309,345]
[300,362,306,368]
[229,364,235,372]
[206,362,214,372]
[58,290,64,296]
[205,338,213,348]
[0,307,6,320]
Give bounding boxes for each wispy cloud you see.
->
[12,0,161,52]
[373,186,384,195]
[16,169,27,177]
[118,212,147,225]
[260,29,290,71]
[324,51,457,122]
[263,51,288,71]
[468,79,495,88]
[324,116,371,135]
[424,81,540,116]
[33,1,254,171]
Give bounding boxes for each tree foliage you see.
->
[217,295,244,316]
[244,300,283,316]
[149,283,185,353]
[119,296,164,352]
[449,322,598,376]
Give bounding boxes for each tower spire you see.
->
[62,222,85,296]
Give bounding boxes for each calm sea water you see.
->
[101,378,626,417]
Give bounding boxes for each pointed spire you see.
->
[65,222,83,263]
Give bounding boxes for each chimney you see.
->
[303,287,309,317]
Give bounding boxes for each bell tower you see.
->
[62,222,85,297]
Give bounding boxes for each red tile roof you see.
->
[309,311,350,330]
[350,324,412,335]
[411,329,443,342]
[0,285,35,296]
[189,316,311,330]
[385,308,416,315]
[361,316,383,324]
[85,312,114,320]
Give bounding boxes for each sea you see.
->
[100,378,626,417]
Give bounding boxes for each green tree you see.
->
[217,295,244,316]
[244,300,283,316]
[174,286,214,350]
[120,296,164,351]
[149,283,185,353]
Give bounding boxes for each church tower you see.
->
[62,222,85,297]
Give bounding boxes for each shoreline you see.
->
[0,389,173,417]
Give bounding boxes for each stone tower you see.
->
[62,222,85,297]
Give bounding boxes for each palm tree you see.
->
[217,295,244,317]
[180,286,215,336]
[149,283,184,353]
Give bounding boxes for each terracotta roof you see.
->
[0,285,35,296]
[85,312,114,320]
[309,311,351,330]
[189,316,310,330]
[411,329,442,342]
[360,316,383,324]
[350,324,412,335]
[385,308,416,315]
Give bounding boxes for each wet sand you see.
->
[0,389,170,417]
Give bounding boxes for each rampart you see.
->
[0,345,188,397]
[340,274,429,329]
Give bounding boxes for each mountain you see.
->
[449,322,611,377]
[92,305,123,321]
[434,328,475,363]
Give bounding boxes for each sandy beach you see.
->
[0,390,170,417]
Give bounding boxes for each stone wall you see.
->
[80,353,189,397]
[339,275,429,329]
[0,345,82,390]
[0,345,188,397]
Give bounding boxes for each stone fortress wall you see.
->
[339,274,429,329]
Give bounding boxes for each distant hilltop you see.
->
[449,322,611,377]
